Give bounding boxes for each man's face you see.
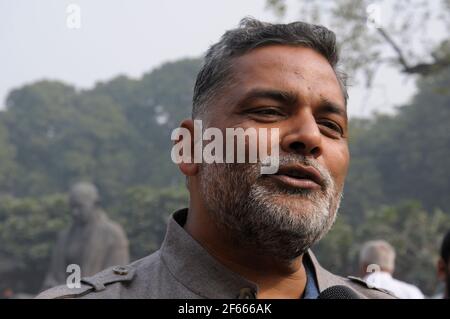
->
[197,45,349,260]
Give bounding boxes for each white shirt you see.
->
[364,271,425,299]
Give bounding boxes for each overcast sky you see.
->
[0,0,421,118]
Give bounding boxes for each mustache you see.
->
[205,154,334,191]
[259,154,333,189]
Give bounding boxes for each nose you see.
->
[280,111,322,158]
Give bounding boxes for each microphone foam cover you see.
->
[318,285,361,299]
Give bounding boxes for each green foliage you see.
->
[0,58,201,201]
[110,185,188,260]
[0,124,17,193]
[313,215,355,275]
[341,66,450,219]
[0,194,69,267]
[0,194,70,292]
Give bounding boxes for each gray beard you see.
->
[199,154,343,261]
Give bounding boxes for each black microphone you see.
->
[318,285,361,299]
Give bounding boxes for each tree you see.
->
[87,58,202,191]
[0,194,70,293]
[341,66,450,218]
[0,58,202,200]
[0,122,17,194]
[111,186,188,260]
[267,0,450,86]
[3,81,78,196]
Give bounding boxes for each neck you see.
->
[184,200,307,299]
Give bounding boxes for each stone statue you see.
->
[41,182,129,290]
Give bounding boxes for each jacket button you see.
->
[112,266,129,275]
[238,288,256,299]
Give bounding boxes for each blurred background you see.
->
[0,0,449,297]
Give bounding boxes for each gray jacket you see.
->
[37,209,395,299]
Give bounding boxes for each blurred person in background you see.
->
[436,230,450,299]
[360,240,424,299]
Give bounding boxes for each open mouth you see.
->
[268,164,324,190]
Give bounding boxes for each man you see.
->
[40,182,129,291]
[359,240,424,299]
[38,18,394,299]
[437,230,450,299]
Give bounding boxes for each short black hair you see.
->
[192,17,348,118]
[441,230,450,264]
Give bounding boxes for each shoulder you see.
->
[35,264,136,299]
[35,251,162,299]
[307,251,397,299]
[392,278,424,298]
[35,282,95,299]
[344,276,398,299]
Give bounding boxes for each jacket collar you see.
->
[160,209,258,298]
[307,248,347,292]
[160,208,342,298]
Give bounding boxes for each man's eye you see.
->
[318,120,344,136]
[250,108,284,116]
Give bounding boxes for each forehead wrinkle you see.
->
[234,50,338,87]
[217,46,344,115]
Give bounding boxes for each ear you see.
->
[437,258,447,281]
[171,119,199,177]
